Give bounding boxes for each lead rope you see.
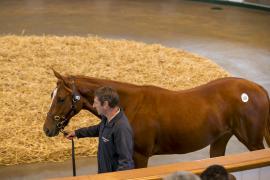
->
[62,131,76,176]
[71,138,76,176]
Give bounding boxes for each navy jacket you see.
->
[75,110,134,173]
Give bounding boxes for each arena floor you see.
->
[0,0,269,179]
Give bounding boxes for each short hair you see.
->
[94,86,119,108]
[163,171,201,180]
[200,164,228,180]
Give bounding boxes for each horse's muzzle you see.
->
[43,115,60,137]
[43,125,59,137]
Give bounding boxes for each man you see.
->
[66,86,134,173]
[200,164,236,180]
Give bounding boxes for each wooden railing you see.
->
[49,149,270,180]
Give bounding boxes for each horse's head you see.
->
[43,70,84,137]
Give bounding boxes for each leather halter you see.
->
[49,80,81,134]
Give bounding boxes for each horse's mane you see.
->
[68,75,142,89]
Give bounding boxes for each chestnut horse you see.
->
[44,70,270,168]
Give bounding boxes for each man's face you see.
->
[93,96,107,115]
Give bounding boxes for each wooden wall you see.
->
[49,149,270,180]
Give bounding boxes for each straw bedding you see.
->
[0,35,230,165]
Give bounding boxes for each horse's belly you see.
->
[155,132,214,154]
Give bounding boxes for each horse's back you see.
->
[136,77,269,122]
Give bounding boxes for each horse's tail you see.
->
[262,87,270,147]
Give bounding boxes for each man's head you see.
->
[200,164,229,180]
[93,86,119,115]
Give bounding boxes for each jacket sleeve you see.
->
[75,123,100,138]
[114,123,135,171]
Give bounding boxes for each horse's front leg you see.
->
[133,151,149,168]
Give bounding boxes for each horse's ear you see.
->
[51,68,71,88]
[52,68,64,80]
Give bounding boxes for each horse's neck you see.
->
[76,76,139,115]
[77,76,139,94]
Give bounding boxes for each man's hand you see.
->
[65,131,76,140]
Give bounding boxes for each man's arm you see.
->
[66,123,101,140]
[114,124,134,171]
[75,123,101,138]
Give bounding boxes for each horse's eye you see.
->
[58,97,65,103]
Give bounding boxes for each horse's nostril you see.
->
[44,127,50,135]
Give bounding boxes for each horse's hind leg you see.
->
[235,133,264,151]
[210,132,232,157]
[234,116,265,151]
[234,129,265,151]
